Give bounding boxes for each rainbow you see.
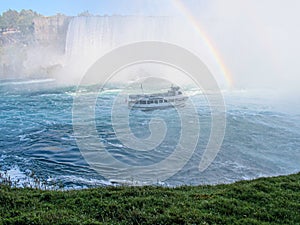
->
[172,0,234,88]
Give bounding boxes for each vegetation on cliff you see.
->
[0,173,299,224]
[0,9,41,36]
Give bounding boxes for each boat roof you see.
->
[129,86,182,99]
[129,93,171,99]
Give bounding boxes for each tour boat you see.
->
[128,86,187,110]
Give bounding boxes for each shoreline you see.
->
[1,172,299,224]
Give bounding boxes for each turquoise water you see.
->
[0,78,299,188]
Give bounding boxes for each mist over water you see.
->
[60,14,300,114]
[186,1,300,102]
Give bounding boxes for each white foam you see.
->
[109,179,148,186]
[0,78,55,86]
[0,166,35,188]
[56,175,112,186]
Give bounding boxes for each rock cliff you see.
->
[0,14,71,77]
[33,15,71,52]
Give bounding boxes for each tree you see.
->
[0,9,19,28]
[18,9,40,34]
[78,11,93,17]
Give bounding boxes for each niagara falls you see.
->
[0,1,299,224]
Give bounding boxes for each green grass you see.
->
[0,173,300,225]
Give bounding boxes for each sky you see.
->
[0,0,172,16]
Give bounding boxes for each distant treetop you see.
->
[0,9,42,34]
[77,10,94,17]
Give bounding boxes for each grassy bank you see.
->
[0,173,299,224]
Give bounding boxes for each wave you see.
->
[0,78,55,86]
[0,165,113,189]
[0,166,36,188]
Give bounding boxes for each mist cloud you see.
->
[185,0,300,94]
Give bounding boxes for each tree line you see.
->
[0,9,42,35]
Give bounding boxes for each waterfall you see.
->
[60,15,202,84]
[65,16,175,60]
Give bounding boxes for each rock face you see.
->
[33,15,71,52]
[0,15,71,78]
